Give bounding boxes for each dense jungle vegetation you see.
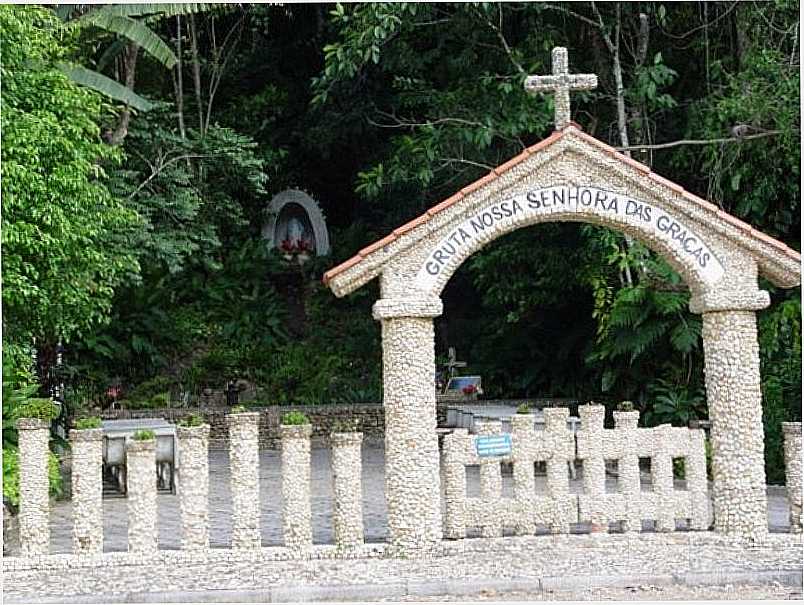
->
[2,2,800,489]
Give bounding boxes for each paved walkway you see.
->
[6,438,793,555]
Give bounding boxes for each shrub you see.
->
[516,403,530,414]
[332,418,359,433]
[3,448,62,506]
[281,411,310,425]
[132,429,155,441]
[617,400,635,412]
[74,416,101,430]
[151,392,170,408]
[15,398,59,421]
[127,376,176,403]
[229,405,247,414]
[179,413,205,428]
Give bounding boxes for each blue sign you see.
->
[475,434,512,457]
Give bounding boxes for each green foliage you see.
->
[179,413,205,427]
[14,399,59,422]
[2,448,63,506]
[516,404,530,414]
[132,429,155,441]
[1,5,140,344]
[281,411,310,426]
[617,401,635,413]
[645,379,706,427]
[74,417,102,430]
[332,418,359,433]
[229,405,247,414]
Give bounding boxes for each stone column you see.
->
[652,425,675,533]
[280,424,313,550]
[373,297,443,556]
[442,429,468,540]
[782,422,802,532]
[511,414,536,536]
[544,408,574,534]
[227,412,261,549]
[613,410,640,533]
[687,428,710,530]
[577,405,607,532]
[177,425,210,550]
[126,439,157,554]
[331,431,364,549]
[70,428,103,554]
[16,418,50,556]
[476,420,503,538]
[701,310,768,539]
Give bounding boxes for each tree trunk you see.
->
[104,42,140,146]
[189,13,205,135]
[175,15,186,139]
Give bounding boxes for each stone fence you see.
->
[443,405,709,539]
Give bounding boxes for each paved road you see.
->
[6,437,793,555]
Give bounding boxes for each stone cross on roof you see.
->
[524,47,597,130]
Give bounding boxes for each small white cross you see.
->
[524,47,598,130]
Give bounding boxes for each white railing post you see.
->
[126,439,157,554]
[16,418,51,556]
[227,412,261,549]
[177,424,210,550]
[70,427,103,554]
[331,431,364,549]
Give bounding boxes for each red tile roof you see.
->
[323,124,800,287]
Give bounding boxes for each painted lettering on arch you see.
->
[415,185,725,289]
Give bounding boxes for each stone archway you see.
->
[323,49,800,556]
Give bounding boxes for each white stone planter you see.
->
[69,427,103,555]
[280,424,313,550]
[16,418,50,556]
[330,431,364,549]
[226,412,261,549]
[126,439,157,554]
[177,424,210,550]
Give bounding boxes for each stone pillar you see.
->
[476,420,503,538]
[511,414,536,536]
[227,412,261,549]
[177,425,210,550]
[652,424,675,533]
[544,408,574,534]
[782,422,802,532]
[16,418,50,556]
[613,410,641,533]
[442,429,468,540]
[69,428,103,554]
[280,424,313,550]
[126,439,157,554]
[687,428,710,530]
[577,405,607,532]
[373,297,443,556]
[331,431,364,549]
[701,310,768,539]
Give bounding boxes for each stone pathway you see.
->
[5,438,793,555]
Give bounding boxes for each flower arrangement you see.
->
[279,237,313,255]
[462,384,478,396]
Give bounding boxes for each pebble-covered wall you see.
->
[69,428,103,554]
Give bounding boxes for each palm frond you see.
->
[77,13,177,68]
[56,64,154,111]
[88,4,216,19]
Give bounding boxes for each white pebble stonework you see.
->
[69,428,104,555]
[16,418,51,556]
[280,423,313,550]
[177,424,211,550]
[126,439,158,554]
[782,422,802,532]
[227,412,261,549]
[331,431,365,549]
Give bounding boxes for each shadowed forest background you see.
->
[2,2,800,490]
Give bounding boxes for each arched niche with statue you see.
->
[262,189,331,258]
